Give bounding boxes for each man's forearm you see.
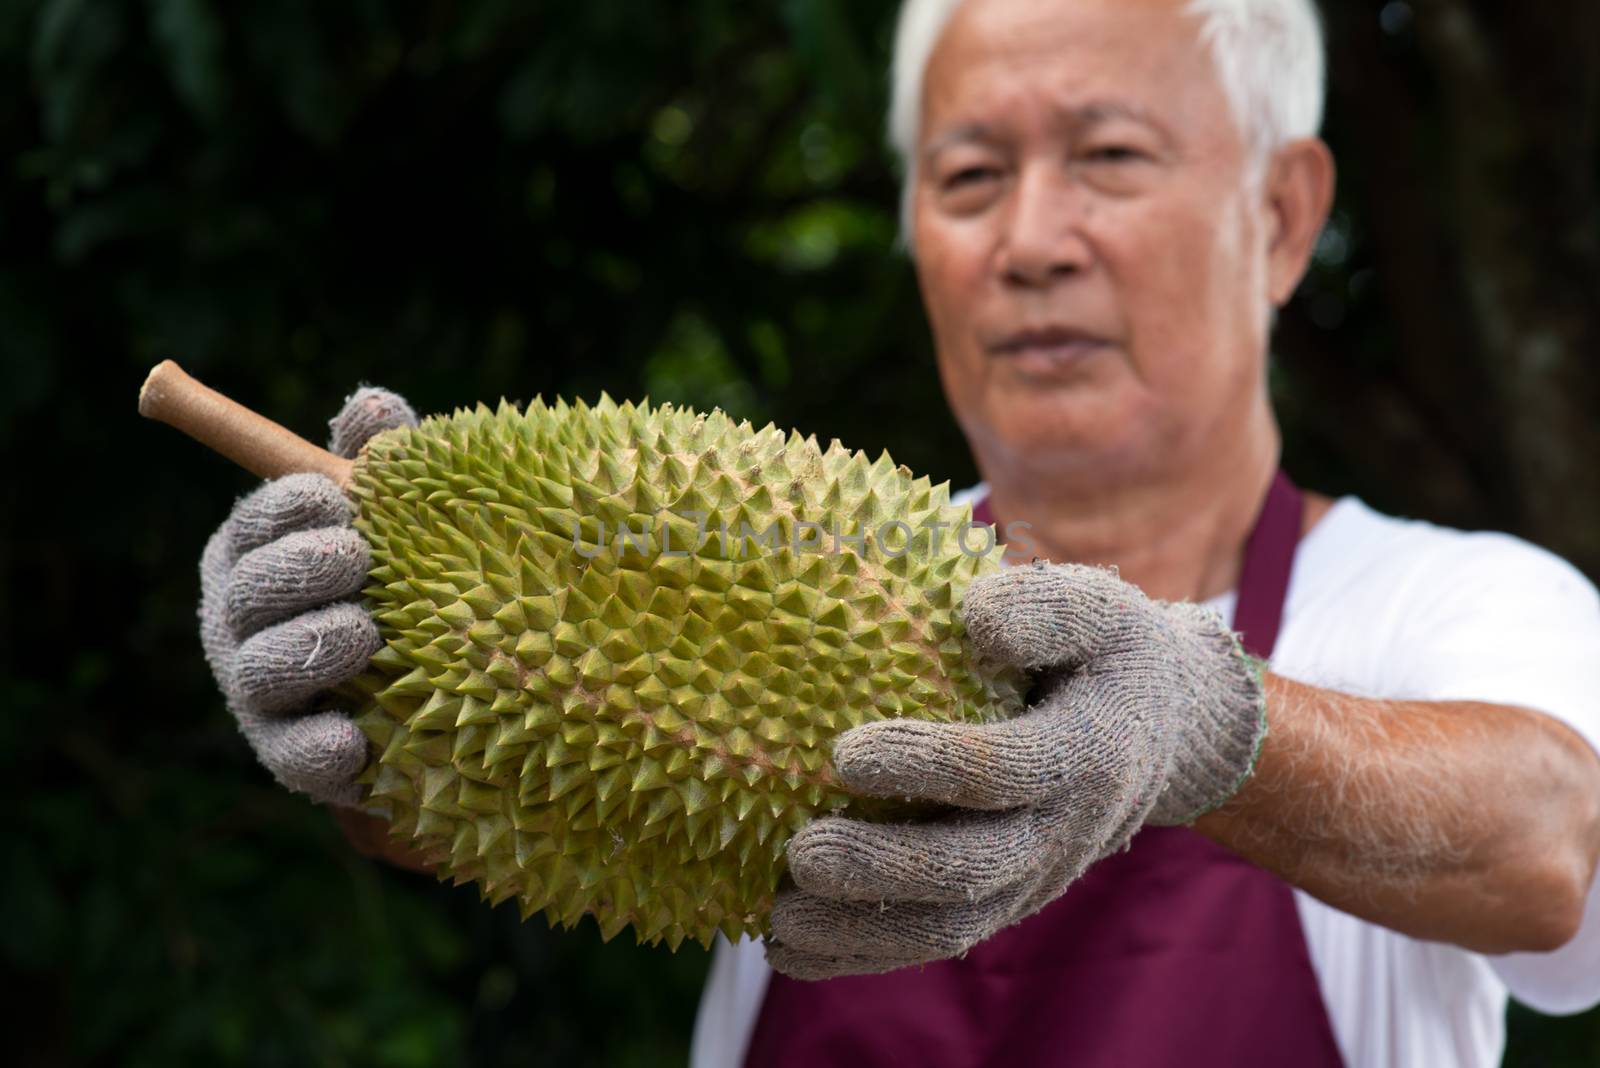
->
[1194,674,1600,953]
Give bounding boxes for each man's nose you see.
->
[997,166,1093,287]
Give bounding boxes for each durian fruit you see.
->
[139,361,1024,949]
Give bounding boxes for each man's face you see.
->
[914,0,1274,481]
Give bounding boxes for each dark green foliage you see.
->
[0,0,1595,1064]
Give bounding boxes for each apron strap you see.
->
[1234,469,1302,659]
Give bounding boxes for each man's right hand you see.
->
[197,385,418,806]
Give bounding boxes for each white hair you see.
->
[888,0,1326,236]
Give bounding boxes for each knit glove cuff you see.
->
[1144,602,1269,826]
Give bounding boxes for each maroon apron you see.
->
[743,471,1344,1068]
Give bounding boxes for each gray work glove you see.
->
[198,386,418,806]
[766,562,1268,980]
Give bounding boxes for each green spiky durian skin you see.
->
[342,396,1024,950]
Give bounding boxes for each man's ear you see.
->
[1264,138,1337,308]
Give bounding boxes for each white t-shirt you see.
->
[690,494,1600,1068]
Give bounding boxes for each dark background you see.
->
[3,0,1598,1064]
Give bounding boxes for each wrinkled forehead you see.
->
[921,0,1232,146]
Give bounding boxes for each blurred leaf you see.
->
[149,0,227,123]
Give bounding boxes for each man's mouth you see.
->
[986,327,1111,376]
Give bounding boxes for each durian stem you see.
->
[138,360,355,489]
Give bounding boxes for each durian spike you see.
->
[138,359,355,488]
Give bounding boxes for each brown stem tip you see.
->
[138,359,355,488]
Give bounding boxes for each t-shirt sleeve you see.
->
[1489,866,1600,1015]
[1388,531,1600,1013]
[1392,531,1600,759]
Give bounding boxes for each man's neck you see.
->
[978,413,1310,604]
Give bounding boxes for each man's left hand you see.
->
[765,563,1270,980]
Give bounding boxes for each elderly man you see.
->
[196,0,1600,1065]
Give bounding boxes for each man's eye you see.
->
[944,167,999,189]
[1085,145,1145,163]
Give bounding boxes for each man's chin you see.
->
[975,410,1148,479]
[986,377,1122,430]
